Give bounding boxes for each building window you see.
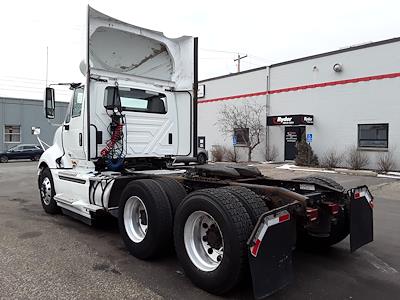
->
[234,128,249,146]
[358,124,388,148]
[4,125,21,143]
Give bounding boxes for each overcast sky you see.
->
[0,0,399,101]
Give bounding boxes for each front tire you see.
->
[0,155,8,163]
[118,179,173,259]
[174,188,252,295]
[39,168,60,214]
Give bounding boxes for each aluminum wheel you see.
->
[184,211,224,272]
[41,177,52,205]
[124,196,148,243]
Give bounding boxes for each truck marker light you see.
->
[327,203,339,215]
[306,208,318,222]
[279,213,290,223]
[250,211,290,257]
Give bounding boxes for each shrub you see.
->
[321,149,343,169]
[346,146,369,170]
[295,133,319,166]
[210,145,226,162]
[377,150,396,172]
[225,147,237,162]
[265,145,278,161]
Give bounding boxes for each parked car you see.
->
[174,148,208,165]
[0,144,44,163]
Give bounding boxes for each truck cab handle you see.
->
[64,124,70,130]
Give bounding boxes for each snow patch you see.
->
[276,164,336,174]
[377,174,400,179]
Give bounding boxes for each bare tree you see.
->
[217,102,265,162]
[225,147,238,162]
[346,146,369,170]
[377,149,397,172]
[321,148,343,169]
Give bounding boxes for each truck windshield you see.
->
[104,87,167,114]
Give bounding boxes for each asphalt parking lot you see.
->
[1,161,399,299]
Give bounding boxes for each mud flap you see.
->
[348,186,373,252]
[247,205,297,299]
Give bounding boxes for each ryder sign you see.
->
[267,114,314,126]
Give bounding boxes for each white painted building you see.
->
[198,37,400,169]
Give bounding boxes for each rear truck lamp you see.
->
[306,207,318,222]
[249,210,290,257]
[324,202,340,215]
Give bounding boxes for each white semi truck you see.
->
[38,7,374,299]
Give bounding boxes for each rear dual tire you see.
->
[118,179,173,259]
[119,181,267,295]
[118,178,187,259]
[221,186,269,225]
[174,188,254,295]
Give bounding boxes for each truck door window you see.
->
[104,87,167,114]
[72,87,84,118]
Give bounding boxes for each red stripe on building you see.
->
[198,72,400,104]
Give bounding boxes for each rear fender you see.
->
[247,203,298,299]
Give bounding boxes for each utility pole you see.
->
[234,53,247,72]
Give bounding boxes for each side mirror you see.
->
[44,87,55,119]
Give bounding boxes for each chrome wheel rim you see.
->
[124,196,148,243]
[184,211,224,272]
[41,177,52,205]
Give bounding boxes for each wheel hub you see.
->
[184,211,224,272]
[124,196,148,243]
[204,224,222,250]
[41,177,52,205]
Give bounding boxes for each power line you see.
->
[200,48,239,54]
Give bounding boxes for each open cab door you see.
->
[84,6,197,160]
